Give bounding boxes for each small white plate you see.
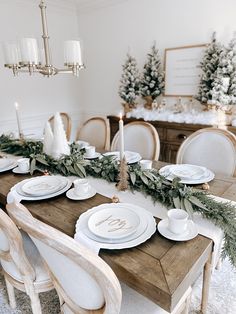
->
[12,167,30,174]
[0,159,17,172]
[103,151,142,164]
[84,152,101,159]
[159,165,215,184]
[88,207,140,240]
[66,187,96,200]
[170,164,207,180]
[157,219,198,241]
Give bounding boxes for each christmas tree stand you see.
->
[143,96,153,110]
[122,102,137,114]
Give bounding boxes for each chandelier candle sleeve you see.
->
[64,40,82,65]
[4,43,20,65]
[14,102,23,139]
[119,113,124,160]
[20,38,39,64]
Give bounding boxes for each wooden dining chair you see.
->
[49,112,72,141]
[111,121,160,160]
[7,202,192,314]
[176,127,236,177]
[76,117,110,150]
[7,202,122,314]
[0,207,53,314]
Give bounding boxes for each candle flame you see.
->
[14,102,19,109]
[119,112,123,120]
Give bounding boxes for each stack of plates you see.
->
[159,164,214,184]
[103,151,142,164]
[0,158,17,172]
[75,203,156,250]
[12,176,71,201]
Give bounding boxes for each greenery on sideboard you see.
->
[1,134,236,267]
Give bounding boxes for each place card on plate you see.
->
[88,207,140,240]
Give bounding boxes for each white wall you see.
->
[0,0,82,139]
[77,0,236,120]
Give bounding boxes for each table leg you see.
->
[201,253,213,314]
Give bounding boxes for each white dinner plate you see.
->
[159,165,215,184]
[75,203,156,249]
[13,176,72,201]
[66,187,96,200]
[21,176,67,196]
[170,164,207,180]
[88,207,140,240]
[103,151,142,164]
[0,159,17,172]
[157,219,198,241]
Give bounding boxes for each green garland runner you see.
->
[1,134,236,266]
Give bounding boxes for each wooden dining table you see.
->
[0,162,236,313]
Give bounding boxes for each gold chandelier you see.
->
[4,0,84,77]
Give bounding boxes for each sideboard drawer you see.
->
[166,129,193,144]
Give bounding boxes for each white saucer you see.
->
[12,167,30,174]
[157,219,198,241]
[66,187,96,200]
[84,152,101,159]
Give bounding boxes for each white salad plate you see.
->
[103,151,142,164]
[157,219,198,241]
[21,176,67,196]
[0,158,17,172]
[88,207,140,240]
[13,176,71,201]
[12,167,30,174]
[66,187,96,200]
[159,164,215,184]
[84,152,101,159]
[75,203,156,249]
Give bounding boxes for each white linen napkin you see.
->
[74,230,100,254]
[7,189,22,204]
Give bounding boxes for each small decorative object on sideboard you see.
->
[173,97,184,114]
[119,53,140,114]
[140,43,164,110]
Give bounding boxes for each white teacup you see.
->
[140,160,152,170]
[17,158,30,172]
[168,209,189,234]
[85,146,96,157]
[73,179,90,196]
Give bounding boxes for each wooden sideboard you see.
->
[107,115,236,163]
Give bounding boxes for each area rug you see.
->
[0,259,235,313]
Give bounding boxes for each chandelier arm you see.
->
[39,0,51,67]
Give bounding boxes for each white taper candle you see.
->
[14,102,23,139]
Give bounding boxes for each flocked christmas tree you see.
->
[119,53,140,112]
[196,32,223,105]
[140,43,164,108]
[226,34,236,105]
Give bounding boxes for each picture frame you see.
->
[164,44,207,97]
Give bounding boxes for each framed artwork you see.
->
[164,44,207,97]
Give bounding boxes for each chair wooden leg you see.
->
[5,277,16,309]
[181,292,191,314]
[29,292,42,314]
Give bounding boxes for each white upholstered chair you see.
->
[7,203,192,314]
[76,117,110,150]
[49,112,72,141]
[176,127,236,177]
[0,208,53,314]
[111,121,160,160]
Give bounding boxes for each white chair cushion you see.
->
[31,236,105,310]
[179,132,236,176]
[1,230,50,284]
[120,283,191,314]
[78,120,107,149]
